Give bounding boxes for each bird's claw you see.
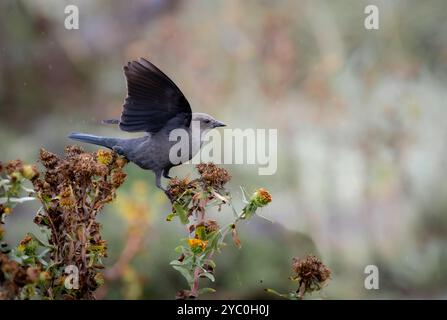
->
[112,146,125,156]
[164,189,175,203]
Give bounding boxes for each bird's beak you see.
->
[213,120,226,128]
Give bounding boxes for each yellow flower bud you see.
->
[96,149,113,166]
[21,164,39,180]
[188,238,208,252]
[251,188,272,207]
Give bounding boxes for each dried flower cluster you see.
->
[166,162,272,299]
[0,237,49,300]
[0,252,31,299]
[1,159,38,252]
[292,255,331,298]
[265,254,331,300]
[167,177,195,200]
[196,163,231,189]
[1,159,39,184]
[2,147,127,299]
[0,146,128,300]
[1,161,42,299]
[27,146,128,299]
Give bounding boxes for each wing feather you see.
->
[119,58,192,133]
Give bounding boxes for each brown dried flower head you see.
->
[203,219,219,233]
[19,235,33,247]
[292,255,331,298]
[114,157,128,169]
[39,149,59,169]
[167,176,192,199]
[64,145,84,157]
[111,170,127,188]
[59,186,76,210]
[30,146,128,299]
[5,160,23,175]
[196,163,231,189]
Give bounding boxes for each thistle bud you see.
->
[241,188,272,219]
[251,188,272,207]
[21,164,39,180]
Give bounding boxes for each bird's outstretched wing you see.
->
[119,58,192,133]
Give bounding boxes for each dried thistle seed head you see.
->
[93,163,109,176]
[65,145,84,157]
[5,160,23,175]
[204,219,219,233]
[39,149,59,169]
[251,188,272,207]
[111,170,127,188]
[196,163,231,189]
[20,164,39,180]
[58,186,76,209]
[167,176,191,199]
[20,146,128,299]
[96,149,114,166]
[74,153,95,176]
[292,255,331,296]
[114,156,128,169]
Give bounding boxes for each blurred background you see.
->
[1,0,447,299]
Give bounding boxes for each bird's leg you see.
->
[155,170,163,189]
[162,167,173,180]
[112,145,125,156]
[155,170,174,203]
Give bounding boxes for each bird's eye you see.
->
[204,119,210,123]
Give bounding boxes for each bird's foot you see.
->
[162,171,173,180]
[112,146,125,156]
[164,189,175,203]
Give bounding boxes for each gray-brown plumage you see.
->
[69,58,225,198]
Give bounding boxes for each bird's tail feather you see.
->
[68,132,117,150]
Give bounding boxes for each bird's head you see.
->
[191,113,226,133]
